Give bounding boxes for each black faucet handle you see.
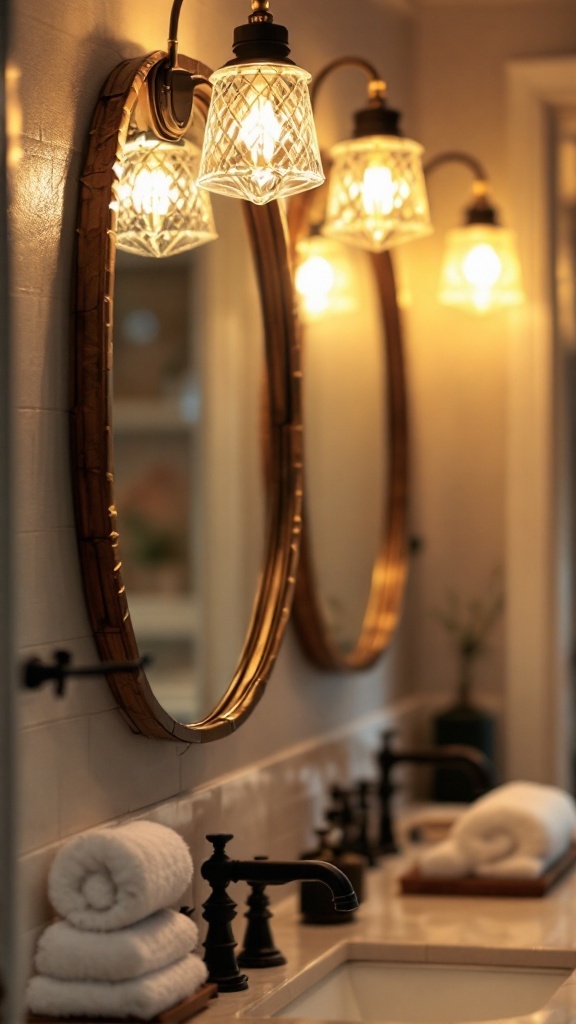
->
[381,728,397,750]
[206,833,234,853]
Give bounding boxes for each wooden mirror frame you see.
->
[71,52,303,741]
[288,187,409,671]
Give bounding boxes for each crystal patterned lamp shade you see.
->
[322,135,432,253]
[115,134,218,258]
[438,224,525,314]
[196,64,324,205]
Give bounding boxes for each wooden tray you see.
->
[28,982,218,1023]
[400,843,576,898]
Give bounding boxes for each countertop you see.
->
[203,848,576,1024]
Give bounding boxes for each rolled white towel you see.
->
[452,781,576,877]
[418,781,576,879]
[48,821,193,931]
[26,953,208,1022]
[415,838,470,878]
[34,909,199,982]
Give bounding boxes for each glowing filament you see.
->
[462,243,503,289]
[238,94,282,167]
[129,166,175,218]
[362,165,395,216]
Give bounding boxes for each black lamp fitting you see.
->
[353,99,401,139]
[465,194,499,226]
[229,3,294,67]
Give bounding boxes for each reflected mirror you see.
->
[71,52,302,741]
[113,195,266,723]
[289,184,409,670]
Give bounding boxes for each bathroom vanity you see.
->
[202,851,576,1024]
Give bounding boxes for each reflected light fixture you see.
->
[425,151,525,314]
[115,133,217,258]
[294,230,355,319]
[197,0,324,205]
[311,57,431,253]
[113,0,222,258]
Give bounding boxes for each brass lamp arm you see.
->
[423,151,499,224]
[167,0,186,68]
[310,56,384,111]
[423,150,489,186]
[148,0,211,141]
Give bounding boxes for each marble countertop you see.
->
[203,850,576,1024]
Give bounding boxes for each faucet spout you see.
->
[378,731,494,854]
[228,858,360,912]
[200,834,359,994]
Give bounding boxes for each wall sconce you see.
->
[197,0,324,205]
[425,151,525,314]
[310,57,432,253]
[116,0,323,255]
[115,133,217,259]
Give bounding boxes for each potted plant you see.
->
[431,569,503,800]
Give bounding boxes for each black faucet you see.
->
[201,834,359,991]
[378,730,494,854]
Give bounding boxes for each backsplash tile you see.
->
[18,700,424,994]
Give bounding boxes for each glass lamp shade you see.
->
[196,64,324,205]
[322,135,432,253]
[114,134,218,258]
[438,224,525,314]
[294,235,357,319]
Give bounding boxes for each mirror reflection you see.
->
[297,240,388,653]
[289,180,409,671]
[113,195,266,723]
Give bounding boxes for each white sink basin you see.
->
[244,942,576,1024]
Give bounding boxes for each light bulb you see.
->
[462,244,503,289]
[115,134,218,259]
[129,166,174,218]
[294,235,361,320]
[237,89,282,167]
[295,254,336,315]
[362,165,395,217]
[438,224,524,314]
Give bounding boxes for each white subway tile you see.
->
[16,410,73,534]
[16,528,90,648]
[19,725,60,852]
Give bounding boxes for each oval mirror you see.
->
[71,52,302,741]
[288,184,409,670]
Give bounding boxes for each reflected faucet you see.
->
[378,730,494,854]
[201,834,359,991]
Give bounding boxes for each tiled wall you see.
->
[18,700,421,994]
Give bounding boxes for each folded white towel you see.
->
[34,909,199,982]
[418,781,576,879]
[26,953,208,1021]
[48,821,193,931]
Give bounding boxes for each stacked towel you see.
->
[26,821,209,1021]
[417,781,576,879]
